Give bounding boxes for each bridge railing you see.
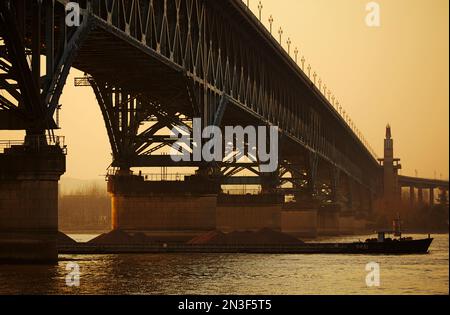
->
[0,140,23,153]
[0,136,67,153]
[141,173,191,182]
[221,188,262,195]
[106,169,193,182]
[239,0,380,163]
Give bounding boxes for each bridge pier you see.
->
[317,204,341,236]
[0,141,66,263]
[438,188,449,206]
[281,200,319,238]
[336,173,352,213]
[338,214,366,235]
[429,188,434,206]
[217,193,282,233]
[333,174,352,235]
[361,188,373,214]
[418,188,424,206]
[331,172,371,234]
[409,186,415,208]
[107,174,218,243]
[351,179,365,214]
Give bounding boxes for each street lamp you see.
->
[278,27,283,44]
[258,1,263,20]
[268,15,274,34]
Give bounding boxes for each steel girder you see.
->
[89,77,194,169]
[2,0,381,195]
[75,0,379,188]
[0,0,92,136]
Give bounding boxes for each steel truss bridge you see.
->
[0,0,417,214]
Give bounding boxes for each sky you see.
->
[1,0,449,181]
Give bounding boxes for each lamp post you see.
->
[268,15,273,34]
[287,38,292,55]
[258,1,263,20]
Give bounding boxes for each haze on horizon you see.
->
[1,0,448,181]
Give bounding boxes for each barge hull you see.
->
[57,239,433,255]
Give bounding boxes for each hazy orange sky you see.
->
[2,0,449,181]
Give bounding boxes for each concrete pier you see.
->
[339,215,368,235]
[281,201,318,238]
[108,175,218,242]
[217,194,282,232]
[338,216,355,235]
[0,143,66,263]
[317,204,341,236]
[106,173,376,241]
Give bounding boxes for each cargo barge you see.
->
[58,232,433,255]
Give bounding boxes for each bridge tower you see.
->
[378,125,402,219]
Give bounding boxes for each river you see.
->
[0,234,448,295]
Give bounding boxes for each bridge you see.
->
[398,176,449,209]
[0,0,448,262]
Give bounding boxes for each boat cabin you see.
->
[376,230,401,243]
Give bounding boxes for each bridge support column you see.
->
[317,204,341,236]
[362,189,374,215]
[438,188,449,206]
[429,188,434,206]
[353,181,363,214]
[336,174,352,213]
[361,188,372,214]
[418,188,424,206]
[278,154,319,237]
[218,194,282,233]
[306,152,319,200]
[0,143,66,263]
[108,174,218,243]
[332,175,370,235]
[409,186,415,209]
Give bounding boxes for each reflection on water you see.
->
[0,234,448,295]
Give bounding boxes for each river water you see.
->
[0,234,448,295]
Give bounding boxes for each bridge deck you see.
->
[398,176,449,189]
